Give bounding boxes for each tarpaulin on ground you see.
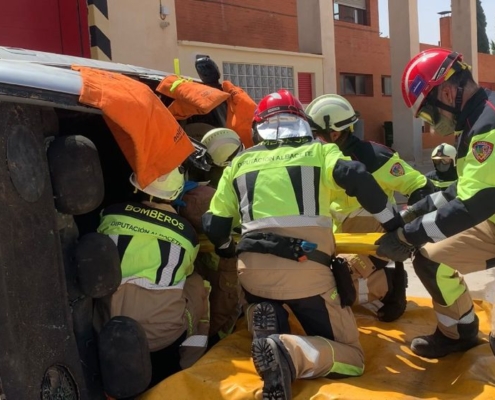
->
[140,297,495,400]
[72,66,194,188]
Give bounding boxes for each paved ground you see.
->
[403,259,495,302]
[397,149,495,304]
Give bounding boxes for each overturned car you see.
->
[0,46,254,399]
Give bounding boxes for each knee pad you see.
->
[47,135,104,215]
[75,233,122,298]
[98,316,152,399]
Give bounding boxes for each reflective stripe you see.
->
[108,234,119,246]
[242,215,333,233]
[372,202,396,224]
[235,174,251,223]
[357,278,369,304]
[120,277,186,290]
[181,335,208,348]
[421,211,447,242]
[301,166,317,215]
[436,308,476,328]
[431,191,449,209]
[288,336,320,378]
[156,243,183,286]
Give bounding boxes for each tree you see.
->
[476,0,490,54]
[491,40,495,55]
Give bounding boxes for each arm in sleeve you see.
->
[407,181,457,216]
[202,166,241,247]
[332,158,402,231]
[403,133,495,246]
[375,153,435,204]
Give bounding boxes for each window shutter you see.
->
[298,73,313,104]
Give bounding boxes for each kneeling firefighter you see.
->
[306,94,435,322]
[97,167,210,388]
[202,89,403,400]
[180,128,245,345]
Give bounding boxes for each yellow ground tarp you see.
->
[140,298,495,400]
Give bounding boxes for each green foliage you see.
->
[477,0,490,54]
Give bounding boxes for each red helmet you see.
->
[253,89,307,124]
[401,48,464,123]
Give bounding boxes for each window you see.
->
[333,0,368,26]
[222,62,294,103]
[340,74,373,96]
[297,73,314,104]
[381,76,392,96]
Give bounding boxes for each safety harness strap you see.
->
[236,231,332,266]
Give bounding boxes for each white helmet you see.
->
[201,128,244,167]
[305,94,358,133]
[431,143,457,166]
[130,167,185,201]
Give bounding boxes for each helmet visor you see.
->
[256,113,313,140]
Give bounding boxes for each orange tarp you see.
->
[141,298,495,400]
[222,81,256,148]
[72,66,194,188]
[156,75,230,120]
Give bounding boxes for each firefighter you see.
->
[425,143,458,191]
[200,127,245,187]
[202,89,402,399]
[376,47,495,358]
[97,167,210,385]
[305,94,435,322]
[179,128,244,346]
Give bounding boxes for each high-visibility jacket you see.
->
[404,88,495,245]
[98,202,199,289]
[330,135,434,227]
[203,138,401,247]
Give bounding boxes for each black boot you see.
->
[377,263,408,322]
[411,319,480,359]
[252,302,290,340]
[251,335,295,400]
[253,302,279,340]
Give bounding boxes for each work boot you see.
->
[411,327,480,358]
[377,264,408,322]
[252,302,279,340]
[251,335,295,400]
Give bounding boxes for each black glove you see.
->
[375,229,415,262]
[400,206,418,224]
[214,238,236,259]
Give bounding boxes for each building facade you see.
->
[2,0,494,150]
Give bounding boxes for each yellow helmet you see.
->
[201,128,244,167]
[129,167,185,201]
[305,94,358,133]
